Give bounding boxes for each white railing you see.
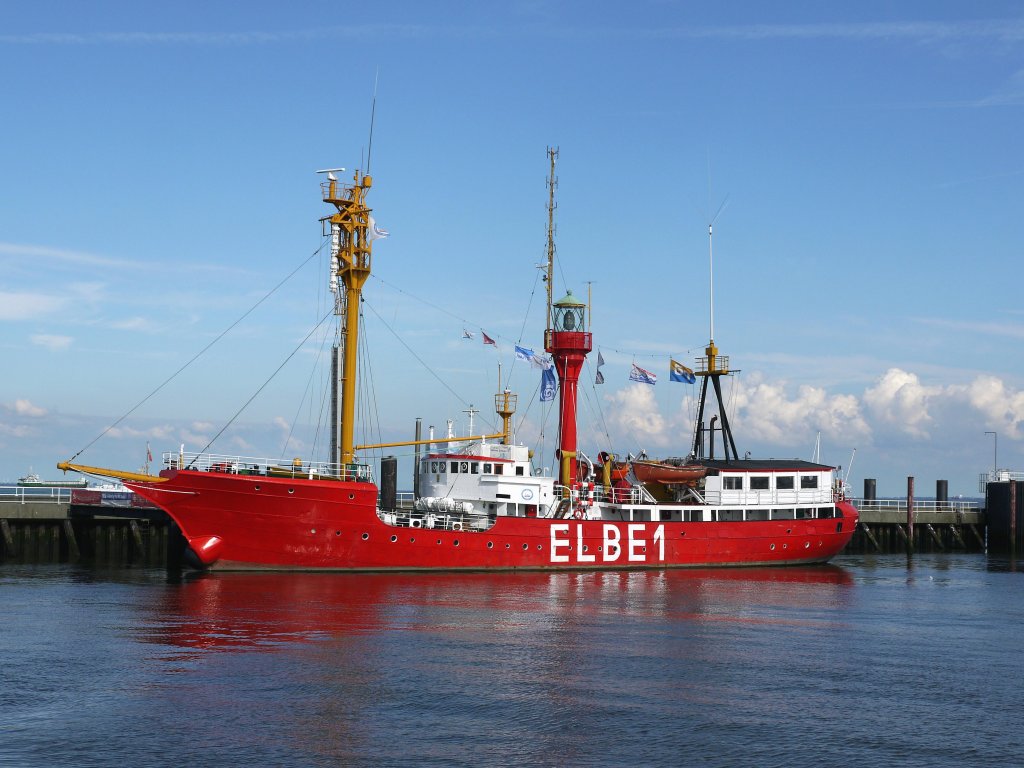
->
[164,452,374,483]
[849,497,980,514]
[0,486,73,504]
[978,470,1024,492]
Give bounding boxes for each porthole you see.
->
[437,539,442,545]
[310,528,316,534]
[454,539,460,546]
[642,547,647,553]
[487,542,494,549]
[505,543,510,549]
[583,545,589,552]
[804,541,810,549]
[349,493,355,500]
[786,528,792,534]
[335,530,341,536]
[783,543,788,549]
[391,535,398,543]
[288,488,295,494]
[361,533,369,540]
[254,485,261,491]
[410,537,416,543]
[770,543,776,551]
[537,544,542,550]
[680,531,686,537]
[836,523,843,533]
[522,543,528,550]
[597,545,603,552]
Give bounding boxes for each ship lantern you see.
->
[553,290,586,333]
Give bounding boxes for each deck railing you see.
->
[164,452,374,483]
[848,497,980,514]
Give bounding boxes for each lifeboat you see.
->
[631,459,708,486]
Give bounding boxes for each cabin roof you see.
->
[698,459,834,472]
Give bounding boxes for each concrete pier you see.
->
[0,498,181,567]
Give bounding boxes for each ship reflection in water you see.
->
[140,566,854,655]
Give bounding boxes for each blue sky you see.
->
[2,1,1022,497]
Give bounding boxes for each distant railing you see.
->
[849,497,980,514]
[0,486,73,504]
[164,452,374,483]
[978,471,1024,492]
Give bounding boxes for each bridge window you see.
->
[818,506,835,518]
[516,466,524,476]
[471,462,479,474]
[796,507,815,519]
[800,475,819,489]
[483,463,492,474]
[776,475,794,490]
[750,477,769,490]
[451,462,459,473]
[723,476,743,490]
[494,464,504,475]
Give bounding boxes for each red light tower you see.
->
[545,290,592,488]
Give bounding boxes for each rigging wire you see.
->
[188,306,336,465]
[66,240,329,463]
[279,316,334,462]
[363,299,502,431]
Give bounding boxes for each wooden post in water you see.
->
[1011,479,1018,557]
[907,476,915,554]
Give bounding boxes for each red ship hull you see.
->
[127,469,858,571]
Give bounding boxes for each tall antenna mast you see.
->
[366,68,379,175]
[545,146,558,331]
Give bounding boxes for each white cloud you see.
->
[863,368,942,438]
[964,375,1024,439]
[730,375,871,447]
[605,385,672,449]
[30,333,73,351]
[14,399,47,417]
[0,291,65,320]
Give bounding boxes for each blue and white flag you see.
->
[368,216,389,240]
[669,359,696,384]
[540,365,557,402]
[629,363,657,385]
[515,345,535,363]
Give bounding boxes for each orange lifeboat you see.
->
[631,459,707,486]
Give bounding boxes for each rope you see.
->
[66,240,328,463]
[188,306,336,465]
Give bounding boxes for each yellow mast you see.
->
[322,170,373,467]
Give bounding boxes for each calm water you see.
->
[2,555,1023,767]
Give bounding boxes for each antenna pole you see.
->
[545,146,558,331]
[366,68,379,175]
[708,222,715,341]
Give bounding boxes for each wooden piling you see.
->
[62,519,80,562]
[1011,480,1018,555]
[907,476,915,554]
[1,518,15,558]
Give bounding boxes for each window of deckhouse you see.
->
[776,476,794,489]
[724,476,743,490]
[750,477,769,490]
[800,475,819,489]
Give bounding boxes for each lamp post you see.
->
[985,431,998,479]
